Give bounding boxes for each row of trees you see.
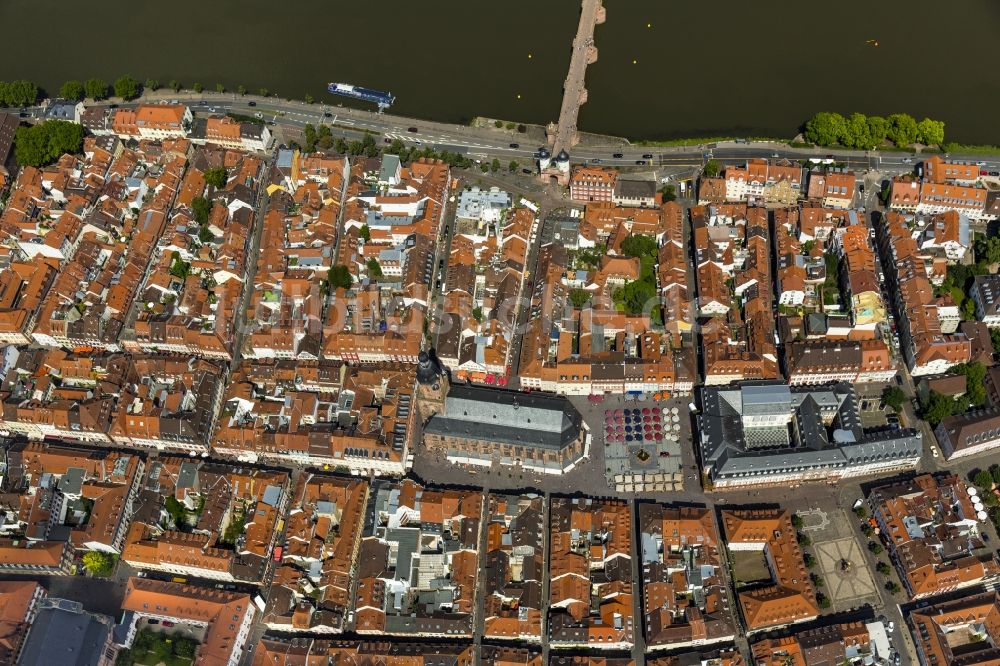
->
[59,76,143,101]
[0,80,39,107]
[803,112,945,149]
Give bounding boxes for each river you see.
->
[2,0,999,144]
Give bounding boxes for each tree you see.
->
[169,253,192,280]
[570,289,592,309]
[494,119,503,128]
[114,75,140,100]
[237,85,247,96]
[491,158,501,173]
[867,115,889,146]
[791,514,804,529]
[14,121,85,167]
[977,235,1000,265]
[993,464,1000,484]
[191,197,212,225]
[198,225,214,244]
[144,78,160,91]
[84,78,109,100]
[797,532,812,546]
[917,117,945,146]
[862,524,874,537]
[302,123,318,152]
[621,234,657,259]
[886,113,919,147]
[59,80,85,101]
[804,112,847,146]
[192,82,203,93]
[854,505,869,520]
[204,167,227,189]
[327,265,353,290]
[883,386,906,412]
[974,469,995,490]
[842,112,873,150]
[951,362,987,406]
[660,184,676,202]
[472,307,484,322]
[704,159,720,178]
[81,551,116,577]
[868,541,884,555]
[508,160,518,173]
[359,225,371,242]
[169,80,181,92]
[803,553,817,568]
[922,391,956,427]
[810,573,825,587]
[962,298,977,321]
[886,581,901,595]
[366,258,383,279]
[818,595,831,609]
[258,88,269,97]
[304,94,314,104]
[0,80,39,107]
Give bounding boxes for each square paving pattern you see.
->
[814,536,879,612]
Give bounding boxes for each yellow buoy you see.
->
[528,53,533,59]
[517,94,522,99]
[647,22,652,28]
[632,59,638,64]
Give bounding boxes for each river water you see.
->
[3,0,998,143]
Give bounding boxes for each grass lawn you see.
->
[128,629,197,666]
[731,549,772,586]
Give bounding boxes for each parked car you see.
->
[991,171,1000,177]
[147,619,159,625]
[981,170,989,176]
[612,152,624,158]
[162,621,175,628]
[407,126,419,133]
[521,168,533,175]
[247,101,256,107]
[591,158,602,164]
[509,143,519,148]
[635,160,646,165]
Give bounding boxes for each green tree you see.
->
[882,386,906,412]
[114,75,140,100]
[976,235,1000,265]
[366,258,383,279]
[791,514,804,529]
[198,225,214,244]
[704,159,720,178]
[810,573,825,587]
[214,83,225,94]
[862,524,874,537]
[84,78,109,100]
[842,112,873,149]
[491,158,501,173]
[818,595,831,609]
[472,307,484,322]
[59,80,85,101]
[962,298,977,321]
[237,85,247,96]
[886,581,901,594]
[191,196,212,225]
[876,562,891,576]
[304,94,314,104]
[868,541,883,555]
[660,184,677,202]
[854,505,869,520]
[508,160,518,173]
[992,465,1000,484]
[192,82,203,93]
[804,112,847,146]
[302,124,317,152]
[886,113,919,147]
[494,119,503,128]
[803,553,817,568]
[204,167,227,189]
[917,117,945,146]
[144,78,160,91]
[359,224,371,241]
[168,80,181,92]
[867,115,889,146]
[81,551,116,577]
[569,289,592,309]
[258,88,269,97]
[951,362,987,406]
[974,469,995,490]
[328,265,353,290]
[169,252,192,280]
[797,532,812,546]
[922,390,956,427]
[14,121,85,167]
[0,80,39,107]
[621,234,657,259]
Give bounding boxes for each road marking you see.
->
[799,507,830,532]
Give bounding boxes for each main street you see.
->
[56,90,1000,175]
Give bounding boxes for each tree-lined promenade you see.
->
[804,111,946,150]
